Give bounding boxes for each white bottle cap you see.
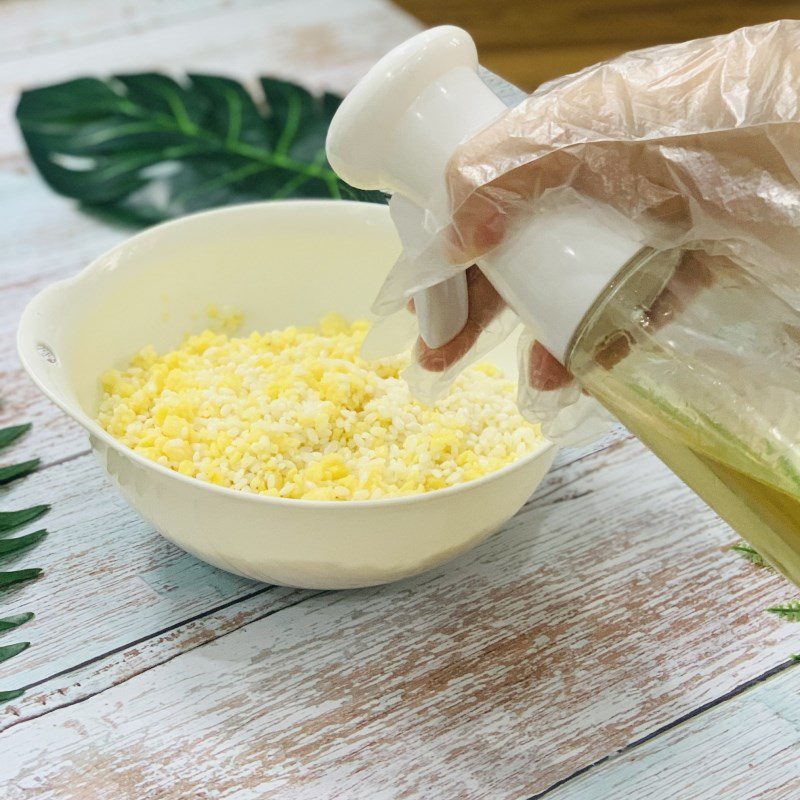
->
[327,27,507,205]
[326,26,643,363]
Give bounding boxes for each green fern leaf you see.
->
[0,568,42,589]
[0,459,40,485]
[0,529,47,556]
[0,612,34,633]
[731,543,772,569]
[0,505,49,534]
[0,424,31,450]
[0,642,30,663]
[767,601,800,622]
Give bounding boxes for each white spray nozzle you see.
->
[327,27,644,363]
[327,27,507,349]
[327,26,506,206]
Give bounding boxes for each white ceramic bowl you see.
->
[18,201,556,589]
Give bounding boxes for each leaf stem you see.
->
[172,162,270,204]
[118,94,338,181]
[274,89,301,156]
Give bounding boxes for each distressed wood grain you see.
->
[0,0,264,59]
[0,427,625,732]
[546,665,800,800]
[0,174,127,463]
[2,437,797,798]
[0,0,421,158]
[0,450,310,695]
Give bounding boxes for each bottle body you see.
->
[567,248,800,585]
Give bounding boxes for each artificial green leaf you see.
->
[0,530,47,557]
[0,612,34,633]
[0,642,29,664]
[768,601,800,622]
[0,424,31,451]
[731,543,771,569]
[259,78,330,162]
[0,417,40,706]
[0,459,40,486]
[16,72,386,225]
[0,569,42,589]
[0,505,49,534]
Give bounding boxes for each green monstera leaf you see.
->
[16,73,385,225]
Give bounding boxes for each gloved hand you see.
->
[377,20,800,442]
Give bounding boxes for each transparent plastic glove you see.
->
[363,194,520,406]
[374,20,800,442]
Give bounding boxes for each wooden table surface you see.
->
[1,1,799,798]
[396,0,800,91]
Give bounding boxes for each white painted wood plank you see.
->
[0,172,122,456]
[0,0,263,59]
[2,583,324,733]
[0,174,130,464]
[0,172,127,289]
[547,666,800,800]
[0,449,310,693]
[0,0,421,158]
[0,429,631,731]
[1,438,797,799]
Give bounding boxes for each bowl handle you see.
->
[17,286,73,414]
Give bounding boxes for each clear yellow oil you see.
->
[566,247,800,587]
[606,391,800,586]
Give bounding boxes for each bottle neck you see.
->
[478,205,646,364]
[566,247,682,372]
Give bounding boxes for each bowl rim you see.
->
[18,198,555,510]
